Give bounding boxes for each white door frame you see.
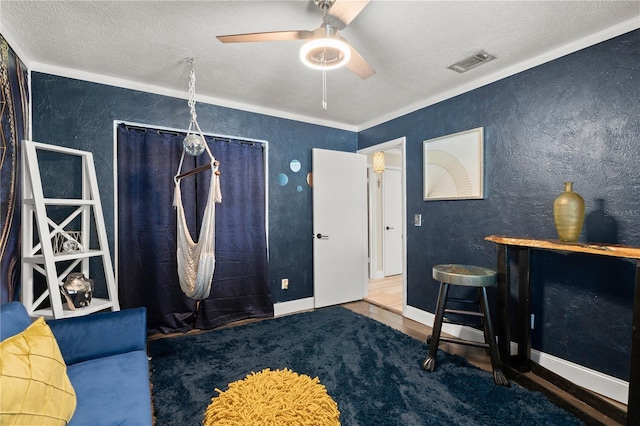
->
[382,167,403,276]
[358,137,407,312]
[367,165,383,280]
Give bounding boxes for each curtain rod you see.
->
[120,122,264,147]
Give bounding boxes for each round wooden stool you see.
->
[421,264,509,386]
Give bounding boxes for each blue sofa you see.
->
[0,302,153,425]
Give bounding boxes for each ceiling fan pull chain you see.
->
[322,69,328,111]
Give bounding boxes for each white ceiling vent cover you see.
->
[448,51,496,73]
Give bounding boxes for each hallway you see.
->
[365,275,402,314]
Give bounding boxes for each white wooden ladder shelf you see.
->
[21,140,119,319]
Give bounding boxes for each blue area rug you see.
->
[148,306,583,425]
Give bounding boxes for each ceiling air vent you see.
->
[447,51,496,73]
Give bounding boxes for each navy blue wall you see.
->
[358,30,640,380]
[31,74,356,304]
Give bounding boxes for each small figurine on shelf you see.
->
[61,272,94,310]
[53,231,83,254]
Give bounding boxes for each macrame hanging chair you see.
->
[173,58,222,300]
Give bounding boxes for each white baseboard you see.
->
[273,297,314,317]
[371,271,385,280]
[404,305,629,405]
[531,349,629,405]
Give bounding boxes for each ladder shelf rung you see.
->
[23,249,106,264]
[43,198,96,206]
[23,198,96,206]
[28,298,115,319]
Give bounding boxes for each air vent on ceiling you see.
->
[447,51,496,73]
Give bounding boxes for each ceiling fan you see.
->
[216,0,375,80]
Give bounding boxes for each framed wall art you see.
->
[423,127,484,201]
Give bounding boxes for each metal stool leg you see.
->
[479,287,510,386]
[422,282,449,372]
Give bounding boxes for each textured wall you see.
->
[358,29,640,380]
[30,74,356,303]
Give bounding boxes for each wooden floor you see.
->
[365,275,403,313]
[343,300,625,426]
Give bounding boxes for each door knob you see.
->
[316,233,329,240]
[386,226,394,230]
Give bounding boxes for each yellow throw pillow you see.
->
[1,317,77,425]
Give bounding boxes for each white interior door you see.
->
[383,168,403,276]
[313,148,367,308]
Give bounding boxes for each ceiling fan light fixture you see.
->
[300,38,351,70]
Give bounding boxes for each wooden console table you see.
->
[485,236,640,425]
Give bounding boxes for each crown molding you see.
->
[27,62,358,133]
[358,17,640,132]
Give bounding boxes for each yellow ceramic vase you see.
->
[553,182,585,242]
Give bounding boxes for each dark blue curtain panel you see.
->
[116,124,272,334]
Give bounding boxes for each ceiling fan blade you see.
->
[339,36,375,80]
[325,0,370,30]
[217,30,314,43]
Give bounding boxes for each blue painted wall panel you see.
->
[31,73,356,304]
[358,29,640,379]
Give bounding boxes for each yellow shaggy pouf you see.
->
[203,368,340,425]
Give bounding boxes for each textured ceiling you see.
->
[1,1,639,130]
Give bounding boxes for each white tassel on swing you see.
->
[172,57,222,300]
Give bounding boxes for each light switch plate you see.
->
[414,214,422,227]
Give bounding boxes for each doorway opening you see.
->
[358,137,406,315]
